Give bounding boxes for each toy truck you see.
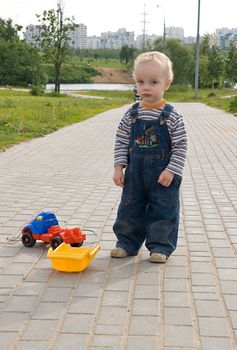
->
[21,212,86,250]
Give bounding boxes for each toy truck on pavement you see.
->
[21,212,86,250]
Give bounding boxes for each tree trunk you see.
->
[55,63,61,93]
[211,80,214,91]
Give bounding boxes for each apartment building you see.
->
[24,23,87,49]
[24,24,44,45]
[69,23,87,49]
[86,36,101,49]
[216,27,237,48]
[100,28,135,49]
[166,26,184,41]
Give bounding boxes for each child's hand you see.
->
[158,169,174,187]
[113,166,124,187]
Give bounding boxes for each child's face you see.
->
[134,60,171,106]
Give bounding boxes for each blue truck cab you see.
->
[22,212,59,235]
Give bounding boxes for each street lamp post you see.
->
[157,4,166,47]
[194,0,201,98]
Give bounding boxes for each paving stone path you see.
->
[0,102,237,350]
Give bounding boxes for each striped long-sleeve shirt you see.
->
[114,103,187,177]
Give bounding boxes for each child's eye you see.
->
[152,81,158,84]
[137,80,144,84]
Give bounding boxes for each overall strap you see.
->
[130,102,174,124]
[130,102,140,123]
[160,103,174,120]
[160,103,173,149]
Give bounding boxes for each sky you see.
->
[1,0,237,38]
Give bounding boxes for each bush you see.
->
[30,85,44,96]
[207,92,216,97]
[229,96,237,114]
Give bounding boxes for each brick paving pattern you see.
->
[0,102,237,349]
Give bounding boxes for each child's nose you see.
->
[143,82,150,89]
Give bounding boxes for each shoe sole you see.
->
[150,255,167,263]
[110,248,129,258]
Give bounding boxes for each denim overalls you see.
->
[113,103,182,257]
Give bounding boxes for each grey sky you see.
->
[2,0,237,37]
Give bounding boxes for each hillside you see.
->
[91,67,134,84]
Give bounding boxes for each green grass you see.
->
[0,87,236,152]
[43,63,102,83]
[75,90,134,99]
[70,57,123,69]
[0,90,133,151]
[165,86,237,113]
[41,58,125,84]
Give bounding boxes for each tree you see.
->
[153,38,194,85]
[200,34,211,56]
[225,44,237,87]
[0,39,47,87]
[120,45,135,64]
[0,18,21,41]
[199,36,228,89]
[207,46,225,89]
[0,17,46,87]
[36,3,78,93]
[199,55,209,88]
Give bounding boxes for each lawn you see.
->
[165,86,237,106]
[0,89,133,151]
[70,57,123,69]
[0,87,236,152]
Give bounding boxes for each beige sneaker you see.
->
[111,247,129,258]
[150,253,167,263]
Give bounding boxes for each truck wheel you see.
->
[70,242,83,247]
[22,232,36,247]
[51,237,63,250]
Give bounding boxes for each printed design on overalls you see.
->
[135,125,160,148]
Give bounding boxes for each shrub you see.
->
[229,96,237,114]
[207,92,216,97]
[30,85,44,96]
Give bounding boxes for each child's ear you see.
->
[164,80,172,91]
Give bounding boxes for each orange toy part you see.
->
[32,226,86,244]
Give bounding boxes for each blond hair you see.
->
[134,51,173,81]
